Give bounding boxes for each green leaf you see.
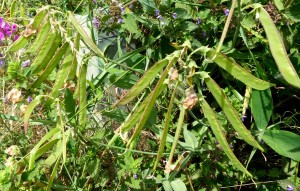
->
[171,179,187,191]
[205,49,274,90]
[163,181,173,191]
[183,126,198,151]
[258,7,300,88]
[250,89,273,130]
[138,0,156,13]
[122,14,142,39]
[284,1,300,22]
[200,98,252,177]
[262,130,300,161]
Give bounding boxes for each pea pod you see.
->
[200,98,252,177]
[24,95,42,134]
[6,36,30,52]
[126,53,180,147]
[30,30,62,74]
[153,82,178,172]
[52,53,73,98]
[78,62,87,132]
[30,7,48,30]
[27,18,51,53]
[113,58,169,106]
[32,43,69,88]
[199,72,264,151]
[258,7,300,88]
[206,48,274,90]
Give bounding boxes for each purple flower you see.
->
[93,0,97,4]
[197,18,201,25]
[21,60,31,67]
[118,18,124,23]
[11,24,17,33]
[172,13,177,19]
[27,96,33,103]
[0,32,4,40]
[13,35,19,41]
[0,59,5,68]
[286,185,294,191]
[129,4,133,9]
[133,174,138,179]
[224,9,230,16]
[155,10,160,17]
[121,6,125,14]
[93,18,100,28]
[241,114,247,122]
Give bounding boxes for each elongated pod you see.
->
[258,7,300,88]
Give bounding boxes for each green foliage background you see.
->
[0,0,300,190]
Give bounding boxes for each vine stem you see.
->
[216,0,237,53]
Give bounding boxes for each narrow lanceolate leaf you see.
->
[127,52,180,146]
[32,43,69,88]
[206,49,274,90]
[30,30,62,74]
[153,83,178,172]
[78,62,88,131]
[199,73,264,151]
[200,98,252,177]
[68,12,106,61]
[258,7,300,88]
[24,95,42,134]
[27,17,51,53]
[114,58,169,106]
[6,36,30,52]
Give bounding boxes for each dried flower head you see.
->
[182,88,198,110]
[20,104,28,115]
[7,88,22,104]
[5,145,21,156]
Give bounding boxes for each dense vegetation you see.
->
[0,0,300,190]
